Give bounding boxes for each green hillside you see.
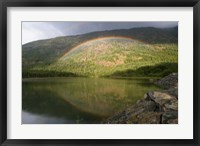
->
[22,27,178,78]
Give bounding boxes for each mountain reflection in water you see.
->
[22,77,159,124]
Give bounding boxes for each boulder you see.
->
[126,112,162,124]
[134,112,162,124]
[163,98,178,111]
[147,91,175,105]
[103,73,178,124]
[161,111,178,124]
[167,118,178,124]
[167,87,178,98]
[155,73,178,89]
[103,100,157,124]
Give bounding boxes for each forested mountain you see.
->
[22,26,178,78]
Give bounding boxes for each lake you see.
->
[22,77,160,124]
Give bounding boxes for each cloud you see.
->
[22,22,64,44]
[22,21,178,45]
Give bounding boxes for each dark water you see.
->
[22,77,159,124]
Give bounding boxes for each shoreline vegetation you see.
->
[102,73,178,124]
[22,62,178,78]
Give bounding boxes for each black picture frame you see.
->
[0,0,199,145]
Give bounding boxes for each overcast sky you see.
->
[22,21,178,45]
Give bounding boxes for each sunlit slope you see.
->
[34,37,177,77]
[22,27,178,77]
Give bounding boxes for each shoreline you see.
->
[22,76,161,80]
[102,73,178,124]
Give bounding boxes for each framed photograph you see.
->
[0,0,199,145]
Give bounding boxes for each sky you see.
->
[22,21,178,45]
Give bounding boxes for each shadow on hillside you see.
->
[22,70,81,78]
[105,62,178,78]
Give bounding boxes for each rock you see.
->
[163,98,178,111]
[147,91,177,107]
[102,100,157,124]
[134,100,157,114]
[103,91,178,124]
[147,91,178,112]
[167,118,178,124]
[145,101,157,111]
[137,112,162,124]
[127,112,162,124]
[103,73,178,124]
[167,87,178,98]
[161,111,178,124]
[155,73,178,90]
[144,93,150,100]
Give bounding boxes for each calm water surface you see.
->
[22,77,159,124]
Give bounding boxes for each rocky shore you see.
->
[103,73,178,124]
